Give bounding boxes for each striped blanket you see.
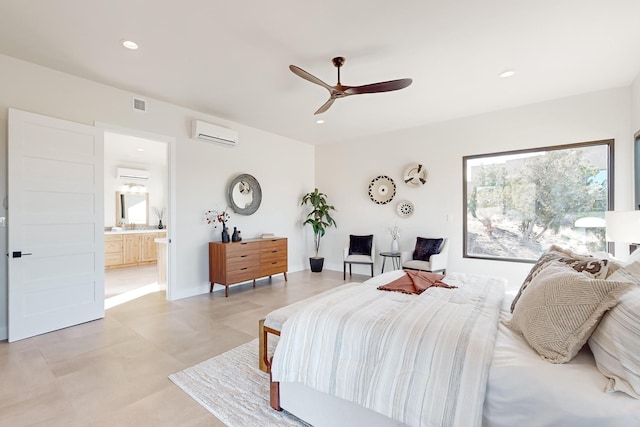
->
[271,270,506,427]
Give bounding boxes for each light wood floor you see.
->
[105,264,161,298]
[0,269,369,426]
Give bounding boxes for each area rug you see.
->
[169,339,309,426]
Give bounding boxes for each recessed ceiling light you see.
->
[500,70,515,78]
[122,40,139,50]
[136,148,144,152]
[316,119,325,124]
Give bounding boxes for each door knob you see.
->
[12,251,32,258]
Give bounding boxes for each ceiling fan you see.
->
[289,56,413,115]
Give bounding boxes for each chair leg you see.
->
[343,262,346,280]
[370,263,374,277]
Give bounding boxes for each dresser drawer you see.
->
[227,265,261,284]
[261,259,287,277]
[227,253,260,270]
[261,239,286,250]
[225,242,260,257]
[261,249,286,263]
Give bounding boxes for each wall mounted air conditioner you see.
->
[191,120,238,147]
[117,167,150,181]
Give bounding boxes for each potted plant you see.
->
[301,188,337,272]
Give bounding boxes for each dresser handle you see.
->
[241,255,247,258]
[271,261,277,265]
[241,267,248,270]
[271,250,277,253]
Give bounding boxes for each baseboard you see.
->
[168,284,210,301]
[168,266,315,301]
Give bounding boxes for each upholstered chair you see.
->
[401,237,448,274]
[343,234,375,280]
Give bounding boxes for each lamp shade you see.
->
[605,211,640,243]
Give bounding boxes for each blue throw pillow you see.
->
[349,235,373,255]
[412,237,443,261]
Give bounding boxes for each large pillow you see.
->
[505,261,631,363]
[412,237,443,261]
[589,266,640,399]
[622,258,640,277]
[348,234,373,256]
[510,245,610,312]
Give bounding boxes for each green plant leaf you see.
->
[301,188,337,257]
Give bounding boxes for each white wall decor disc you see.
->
[403,163,427,186]
[368,175,396,204]
[396,200,414,217]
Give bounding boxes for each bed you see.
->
[264,260,640,427]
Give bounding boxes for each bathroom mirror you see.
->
[228,173,261,215]
[116,191,149,225]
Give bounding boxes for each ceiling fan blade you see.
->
[290,65,333,92]
[314,98,336,115]
[344,78,413,95]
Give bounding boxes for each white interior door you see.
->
[8,108,104,342]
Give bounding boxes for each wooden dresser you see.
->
[209,237,288,297]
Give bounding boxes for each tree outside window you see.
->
[463,140,613,262]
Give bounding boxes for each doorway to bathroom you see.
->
[102,127,173,308]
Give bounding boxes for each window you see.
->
[463,140,613,262]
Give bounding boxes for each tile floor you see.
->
[0,269,368,426]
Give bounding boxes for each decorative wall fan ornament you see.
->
[289,57,413,115]
[396,200,414,218]
[368,175,396,205]
[403,163,427,186]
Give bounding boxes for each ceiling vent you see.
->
[191,120,238,147]
[117,167,150,181]
[133,97,147,112]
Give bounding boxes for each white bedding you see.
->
[483,305,640,427]
[272,270,506,427]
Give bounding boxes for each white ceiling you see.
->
[105,132,167,167]
[2,1,640,145]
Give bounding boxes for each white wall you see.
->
[632,72,640,135]
[631,72,640,214]
[316,87,633,289]
[0,53,314,339]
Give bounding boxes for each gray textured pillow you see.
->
[505,261,631,363]
[510,245,610,312]
[622,259,640,278]
[588,267,640,399]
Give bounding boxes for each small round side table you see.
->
[379,251,401,274]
